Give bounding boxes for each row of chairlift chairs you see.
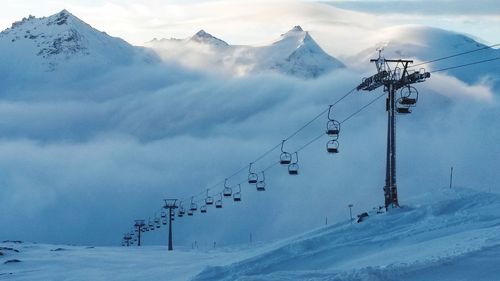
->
[175,108,344,218]
[123,102,346,245]
[124,85,419,244]
[123,104,346,242]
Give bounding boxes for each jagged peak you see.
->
[189,29,228,46]
[193,29,211,38]
[290,25,303,32]
[46,9,80,26]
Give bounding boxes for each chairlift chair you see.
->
[233,184,242,202]
[179,202,186,215]
[248,162,258,184]
[190,196,198,211]
[287,152,299,175]
[256,171,266,191]
[396,86,418,113]
[326,140,339,154]
[205,189,214,205]
[162,217,167,225]
[326,105,341,139]
[161,210,166,218]
[223,178,232,197]
[280,140,292,165]
[215,193,223,208]
[396,106,411,114]
[200,205,207,213]
[187,210,193,216]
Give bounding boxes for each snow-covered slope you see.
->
[3,188,500,281]
[353,26,500,87]
[146,26,345,78]
[0,10,158,74]
[194,188,500,280]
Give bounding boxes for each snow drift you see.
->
[2,188,500,281]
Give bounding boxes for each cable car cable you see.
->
[429,56,500,73]
[408,43,500,69]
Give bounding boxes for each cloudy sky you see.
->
[0,0,499,247]
[1,0,499,51]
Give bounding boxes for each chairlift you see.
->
[154,217,161,229]
[233,184,242,202]
[326,105,341,140]
[396,106,411,114]
[190,196,198,211]
[200,205,207,213]
[256,171,266,191]
[161,210,166,218]
[205,189,214,205]
[326,140,339,154]
[215,193,223,208]
[280,140,292,165]
[223,178,232,197]
[187,209,193,216]
[162,217,167,225]
[248,162,258,184]
[288,152,299,175]
[396,86,418,114]
[177,210,184,218]
[179,202,186,215]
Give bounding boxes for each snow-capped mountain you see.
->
[353,26,500,87]
[0,10,158,73]
[146,26,345,78]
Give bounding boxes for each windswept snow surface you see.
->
[2,188,500,281]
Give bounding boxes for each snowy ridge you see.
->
[146,26,345,78]
[2,188,500,281]
[193,188,500,280]
[0,10,158,72]
[353,25,500,88]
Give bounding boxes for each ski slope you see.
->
[2,187,499,281]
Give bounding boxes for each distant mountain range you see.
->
[0,10,498,84]
[146,25,345,78]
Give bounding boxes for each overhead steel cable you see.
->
[130,47,500,241]
[178,86,358,203]
[294,91,386,154]
[284,87,357,141]
[430,56,500,73]
[188,57,498,203]
[340,93,386,124]
[408,43,500,69]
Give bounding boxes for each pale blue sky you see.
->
[1,0,498,51]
